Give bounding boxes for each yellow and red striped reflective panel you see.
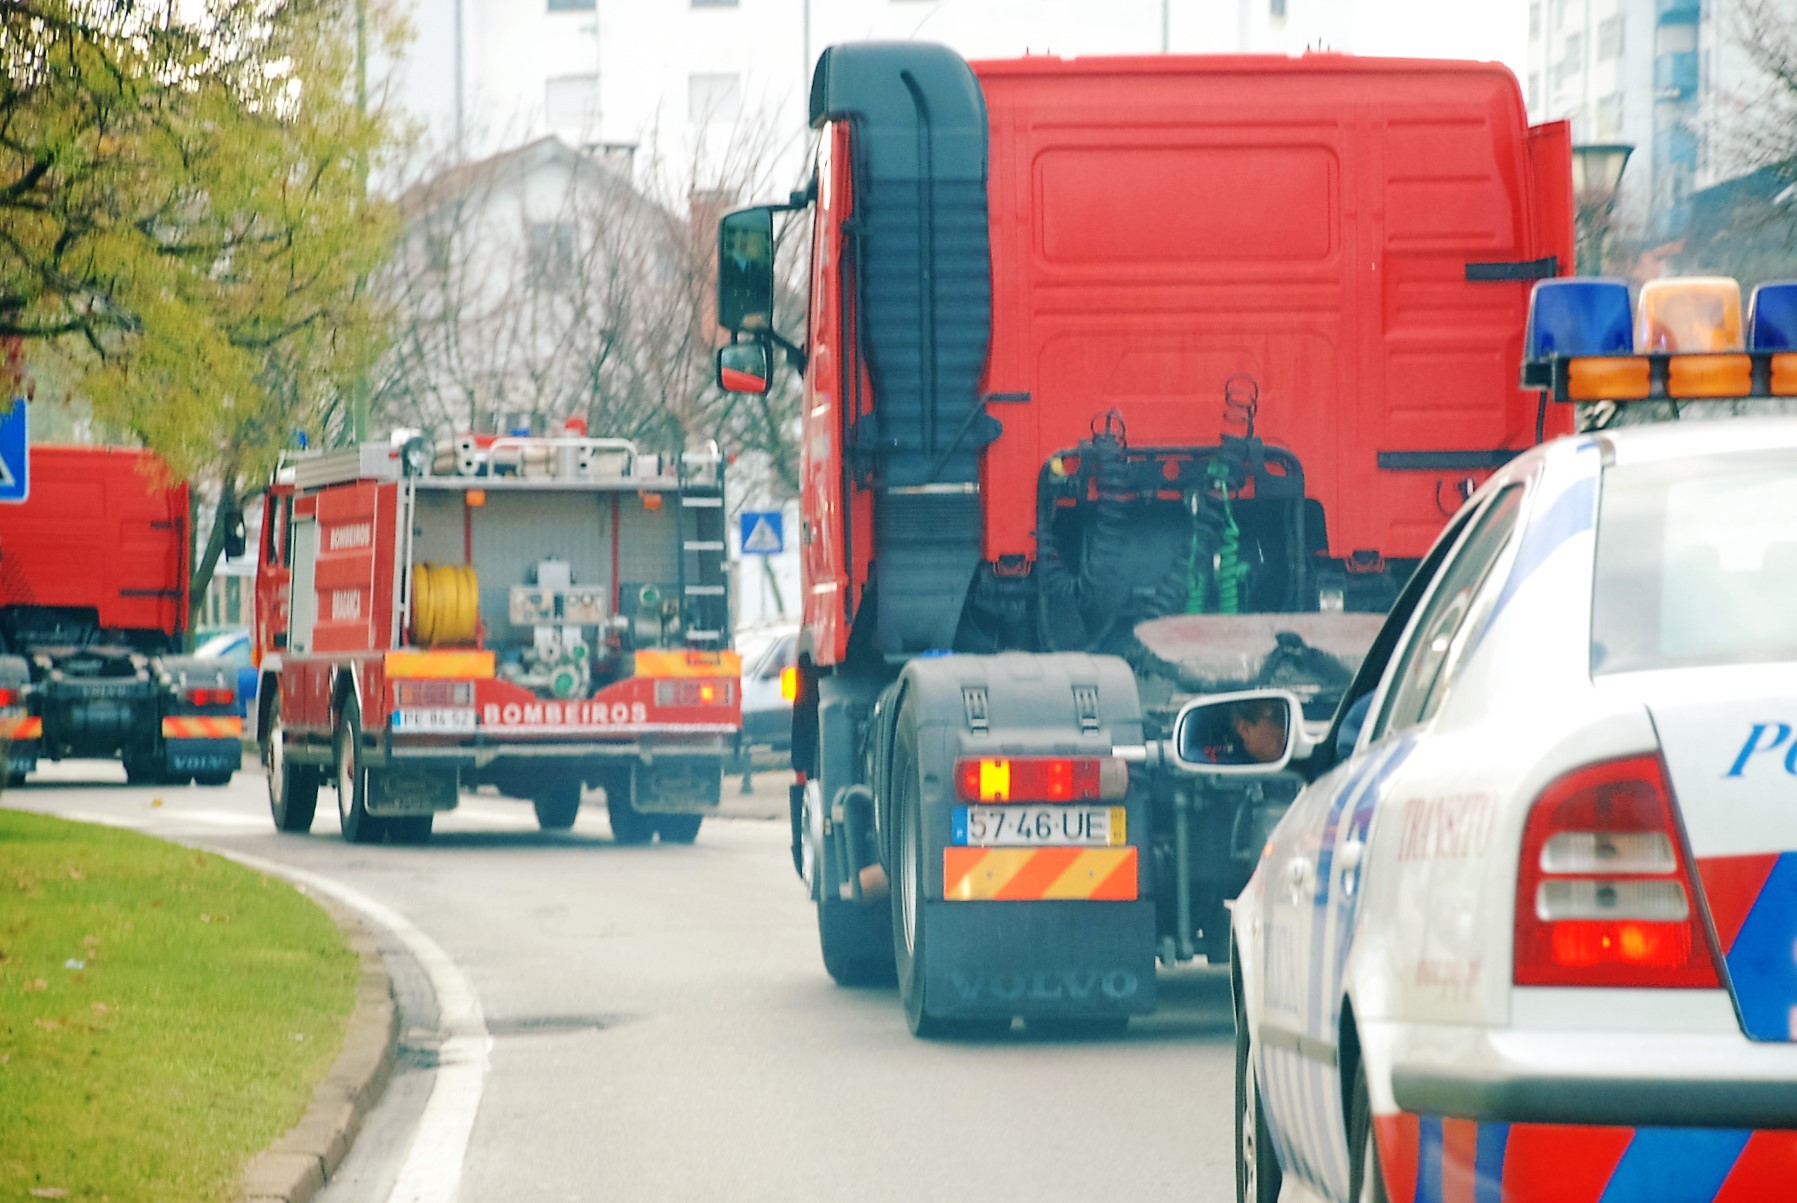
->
[943,847,1137,902]
[161,716,244,739]
[0,716,42,740]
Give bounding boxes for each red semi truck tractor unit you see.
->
[254,434,741,845]
[0,445,241,785]
[716,44,1574,1035]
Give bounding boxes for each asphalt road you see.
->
[5,759,1238,1202]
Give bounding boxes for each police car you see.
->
[1173,276,1797,1202]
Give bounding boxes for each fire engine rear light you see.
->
[1540,831,1676,874]
[654,680,735,707]
[953,756,1128,804]
[0,687,16,707]
[780,665,797,703]
[1536,879,1690,923]
[394,680,475,707]
[186,686,234,707]
[1513,754,1721,989]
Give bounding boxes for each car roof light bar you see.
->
[1522,275,1797,403]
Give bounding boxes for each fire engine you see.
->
[716,43,1575,1034]
[0,445,241,786]
[253,430,741,844]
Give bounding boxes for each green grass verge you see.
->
[0,810,358,1203]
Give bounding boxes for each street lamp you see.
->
[1571,143,1634,275]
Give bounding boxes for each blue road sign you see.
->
[0,400,28,504]
[739,510,783,556]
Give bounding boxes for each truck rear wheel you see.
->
[656,814,702,843]
[601,771,654,845]
[334,699,384,845]
[533,780,583,831]
[262,691,318,833]
[891,703,1006,1039]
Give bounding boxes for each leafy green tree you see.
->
[0,0,403,617]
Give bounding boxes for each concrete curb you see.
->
[239,896,399,1203]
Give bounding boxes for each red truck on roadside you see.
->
[0,444,241,786]
[716,44,1574,1034]
[252,431,742,844]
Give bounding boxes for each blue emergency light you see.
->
[1748,281,1797,351]
[1524,278,1634,360]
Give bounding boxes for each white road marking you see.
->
[217,850,491,1203]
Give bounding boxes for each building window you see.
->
[1529,2,1540,38]
[1596,92,1623,139]
[527,222,576,286]
[545,74,598,128]
[1270,0,1287,18]
[547,0,595,10]
[1597,16,1623,61]
[689,72,742,126]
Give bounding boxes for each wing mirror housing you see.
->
[716,341,771,395]
[1169,689,1316,775]
[717,206,775,334]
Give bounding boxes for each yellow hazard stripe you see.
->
[385,650,496,679]
[0,716,41,740]
[161,716,244,739]
[634,649,742,678]
[942,847,1138,902]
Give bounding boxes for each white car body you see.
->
[1223,418,1797,1203]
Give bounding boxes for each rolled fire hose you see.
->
[411,563,480,646]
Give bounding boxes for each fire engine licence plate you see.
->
[953,805,1126,847]
[393,708,476,733]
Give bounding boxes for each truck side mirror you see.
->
[716,342,771,395]
[223,512,247,560]
[717,207,775,333]
[1168,689,1313,775]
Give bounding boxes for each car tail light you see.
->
[186,686,235,707]
[953,756,1128,804]
[654,679,735,707]
[1514,754,1721,988]
[0,687,15,707]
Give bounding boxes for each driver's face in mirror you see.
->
[1232,700,1289,764]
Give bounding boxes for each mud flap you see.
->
[634,754,722,814]
[922,899,1157,1019]
[367,765,459,817]
[162,738,243,778]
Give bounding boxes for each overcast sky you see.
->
[1348,0,1528,84]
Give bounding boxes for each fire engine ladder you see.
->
[676,444,729,647]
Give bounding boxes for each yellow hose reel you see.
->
[411,563,480,647]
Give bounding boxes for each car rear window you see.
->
[1592,450,1797,674]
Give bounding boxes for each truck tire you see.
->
[533,780,583,831]
[389,815,434,845]
[817,896,896,987]
[265,692,319,833]
[195,769,234,787]
[890,702,1006,1039]
[656,814,702,843]
[601,771,654,845]
[123,748,172,787]
[334,699,385,845]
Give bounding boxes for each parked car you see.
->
[194,628,257,724]
[737,627,797,760]
[1189,416,1797,1202]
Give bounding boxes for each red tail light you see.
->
[186,686,235,707]
[0,687,15,707]
[953,756,1128,803]
[654,680,735,707]
[1513,754,1721,988]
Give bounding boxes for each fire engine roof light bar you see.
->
[1521,275,1797,404]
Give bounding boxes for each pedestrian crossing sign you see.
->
[0,399,27,504]
[740,511,783,556]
